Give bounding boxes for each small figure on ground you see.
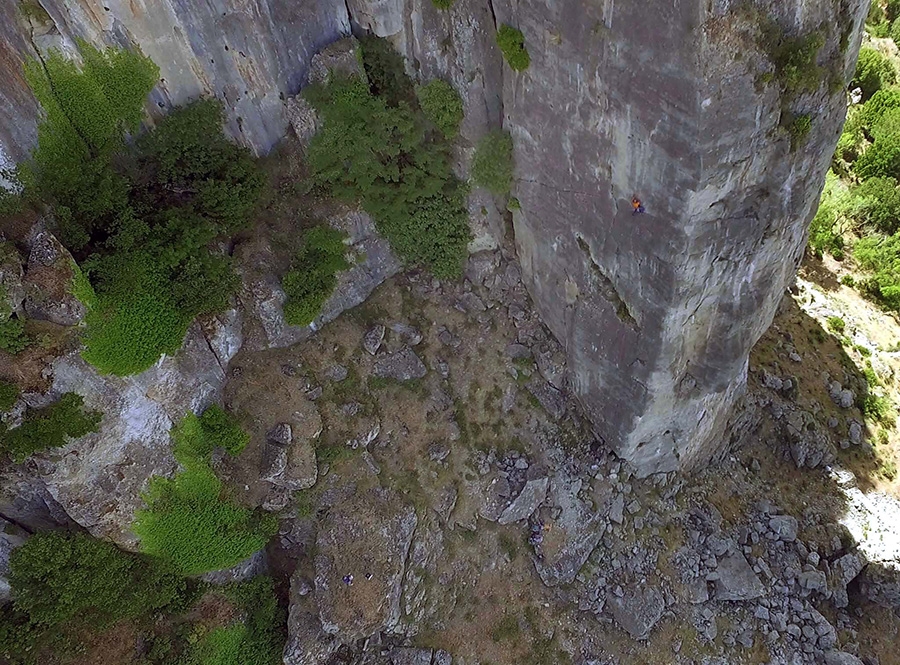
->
[528,523,544,546]
[365,573,374,581]
[342,574,354,586]
[631,197,645,215]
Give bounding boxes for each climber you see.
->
[631,197,645,215]
[342,574,354,586]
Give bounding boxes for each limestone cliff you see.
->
[0,0,870,476]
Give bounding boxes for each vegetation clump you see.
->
[472,130,515,195]
[0,315,29,354]
[430,0,455,8]
[283,226,350,327]
[14,46,264,377]
[497,25,531,71]
[0,531,192,663]
[0,392,101,462]
[0,379,19,411]
[416,80,465,139]
[304,47,471,279]
[852,47,897,100]
[134,406,275,575]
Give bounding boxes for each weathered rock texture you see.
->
[0,0,869,477]
[500,0,868,474]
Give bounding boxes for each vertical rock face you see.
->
[0,0,351,157]
[499,0,867,475]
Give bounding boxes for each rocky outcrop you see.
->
[314,487,417,641]
[22,230,86,326]
[236,206,401,351]
[30,311,241,549]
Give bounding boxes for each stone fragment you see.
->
[22,230,87,326]
[823,651,864,665]
[497,477,549,525]
[363,324,386,355]
[769,515,799,542]
[373,348,427,381]
[715,553,765,601]
[609,586,666,640]
[525,378,566,420]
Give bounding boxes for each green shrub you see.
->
[854,231,900,311]
[869,0,887,24]
[860,88,900,129]
[172,406,249,462]
[841,274,856,286]
[851,47,897,101]
[283,226,350,327]
[854,140,900,180]
[0,380,19,411]
[305,74,471,279]
[851,176,900,233]
[431,0,455,8]
[757,20,826,99]
[787,113,813,151]
[0,315,29,354]
[134,412,275,575]
[0,392,101,462]
[416,80,464,139]
[497,25,531,71]
[472,130,515,195]
[0,531,191,663]
[827,316,846,333]
[181,577,284,665]
[892,17,900,46]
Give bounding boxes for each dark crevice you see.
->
[575,235,639,329]
[0,511,35,535]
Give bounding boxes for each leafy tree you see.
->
[854,231,900,311]
[497,25,531,71]
[852,176,900,233]
[358,35,413,107]
[416,80,465,139]
[134,411,275,575]
[472,130,515,195]
[0,393,101,462]
[282,226,350,327]
[22,43,158,248]
[851,47,897,101]
[305,72,471,278]
[887,0,900,22]
[859,88,900,131]
[854,127,900,180]
[808,171,850,259]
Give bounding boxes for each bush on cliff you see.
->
[304,62,471,279]
[282,226,350,327]
[0,392,101,462]
[472,130,515,195]
[497,25,531,71]
[416,80,465,139]
[134,407,275,575]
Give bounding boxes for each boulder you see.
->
[823,651,864,665]
[609,586,666,640]
[389,647,434,665]
[201,549,268,585]
[22,230,86,326]
[714,553,765,601]
[497,476,549,525]
[314,487,417,640]
[768,515,798,542]
[373,348,427,382]
[525,378,566,421]
[284,568,338,665]
[40,313,241,548]
[533,466,607,587]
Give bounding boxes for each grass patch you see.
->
[282,225,350,327]
[472,130,515,195]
